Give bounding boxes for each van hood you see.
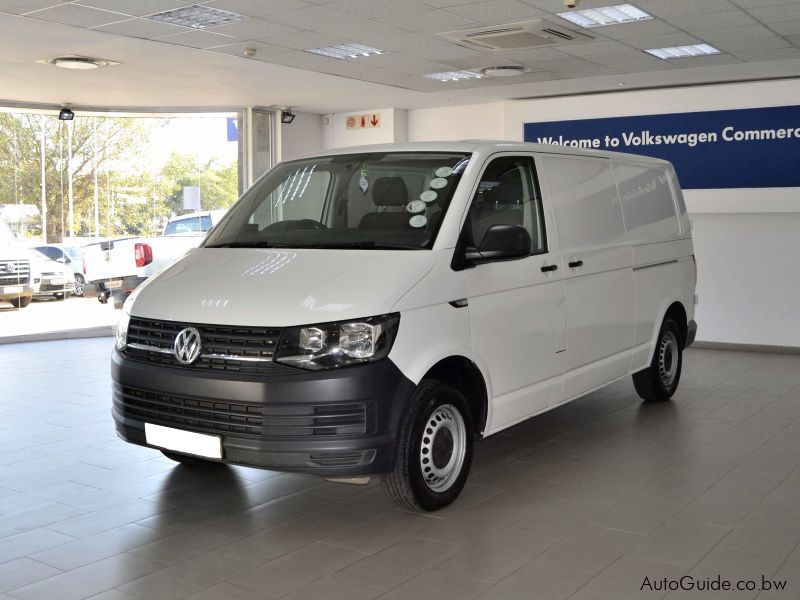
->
[130,247,438,327]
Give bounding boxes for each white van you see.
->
[112,142,696,511]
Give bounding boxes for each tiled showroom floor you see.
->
[1,338,799,600]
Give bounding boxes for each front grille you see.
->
[114,384,368,438]
[124,317,293,375]
[0,260,30,286]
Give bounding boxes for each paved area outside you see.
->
[0,297,118,343]
[0,339,799,599]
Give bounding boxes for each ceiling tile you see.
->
[206,40,292,60]
[690,24,779,44]
[746,3,800,21]
[402,41,488,62]
[205,18,301,39]
[93,16,189,38]
[25,3,129,27]
[327,0,430,19]
[203,0,315,18]
[375,9,476,34]
[75,0,191,17]
[0,1,67,15]
[766,20,800,36]
[662,54,743,67]
[263,30,346,50]
[357,32,444,52]
[359,52,455,75]
[729,0,799,8]
[668,10,759,31]
[442,54,523,69]
[589,50,674,70]
[593,19,680,40]
[305,15,407,38]
[622,33,702,51]
[557,40,632,56]
[415,0,480,7]
[443,0,545,25]
[635,0,737,19]
[158,29,237,48]
[491,46,571,63]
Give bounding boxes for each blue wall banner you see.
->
[523,105,800,189]
[226,117,238,142]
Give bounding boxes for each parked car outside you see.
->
[0,221,40,309]
[34,243,87,296]
[83,210,225,308]
[30,249,75,300]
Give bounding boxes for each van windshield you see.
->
[204,152,471,250]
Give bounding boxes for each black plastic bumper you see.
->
[685,319,697,348]
[111,349,416,476]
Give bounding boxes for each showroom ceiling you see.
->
[1,0,800,111]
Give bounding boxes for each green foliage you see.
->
[0,113,239,242]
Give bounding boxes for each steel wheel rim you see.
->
[419,403,467,493]
[658,330,679,388]
[74,276,84,296]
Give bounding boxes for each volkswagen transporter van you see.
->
[112,142,696,511]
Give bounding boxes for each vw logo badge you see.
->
[173,327,202,365]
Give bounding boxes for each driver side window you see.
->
[467,156,546,255]
[250,169,331,228]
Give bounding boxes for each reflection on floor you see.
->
[0,339,799,599]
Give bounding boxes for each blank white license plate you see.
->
[106,280,122,289]
[50,278,64,285]
[144,423,222,459]
[3,286,22,294]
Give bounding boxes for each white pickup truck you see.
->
[83,210,225,308]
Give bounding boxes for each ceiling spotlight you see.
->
[481,66,527,77]
[58,107,74,121]
[281,110,296,124]
[244,48,256,57]
[40,55,120,69]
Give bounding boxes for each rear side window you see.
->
[612,162,679,243]
[540,155,626,252]
[164,215,212,235]
[466,156,547,255]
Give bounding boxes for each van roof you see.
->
[289,140,671,165]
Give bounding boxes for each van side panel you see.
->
[612,159,695,371]
[539,154,635,401]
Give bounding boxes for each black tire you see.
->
[633,318,683,402]
[98,292,109,304]
[161,450,222,468]
[383,380,474,511]
[73,275,85,297]
[10,296,32,309]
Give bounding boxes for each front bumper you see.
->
[36,276,75,295]
[0,282,37,301]
[111,349,416,476]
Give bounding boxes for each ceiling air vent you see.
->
[439,19,593,50]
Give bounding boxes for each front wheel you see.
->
[73,275,85,297]
[10,296,32,309]
[633,318,683,402]
[383,380,473,511]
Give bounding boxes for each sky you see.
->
[148,114,238,168]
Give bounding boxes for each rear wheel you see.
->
[383,380,473,511]
[161,450,222,468]
[633,318,683,402]
[10,296,32,309]
[73,275,85,297]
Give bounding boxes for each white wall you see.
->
[405,80,800,347]
[322,107,407,149]
[279,111,323,161]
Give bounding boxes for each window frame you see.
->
[459,153,549,258]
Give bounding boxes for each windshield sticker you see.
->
[359,165,369,194]
[435,166,453,178]
[409,215,427,228]
[429,177,448,189]
[420,190,437,203]
[406,200,426,213]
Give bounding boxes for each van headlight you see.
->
[115,310,130,351]
[275,314,400,370]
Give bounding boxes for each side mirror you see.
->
[465,224,531,264]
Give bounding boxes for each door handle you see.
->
[568,260,584,268]
[541,264,558,272]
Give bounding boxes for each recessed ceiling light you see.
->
[423,70,483,82]
[149,5,246,29]
[481,66,527,77]
[305,43,383,59]
[645,44,720,59]
[558,4,652,28]
[39,55,120,70]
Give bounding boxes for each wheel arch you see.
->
[422,356,489,438]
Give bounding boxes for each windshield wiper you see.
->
[300,241,421,250]
[205,241,292,248]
